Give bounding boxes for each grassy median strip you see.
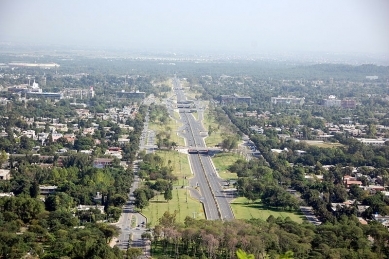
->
[156,150,192,186]
[230,197,304,223]
[130,214,137,228]
[203,112,224,147]
[148,116,185,147]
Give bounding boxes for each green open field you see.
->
[148,117,185,146]
[185,91,199,100]
[202,112,223,147]
[156,150,192,186]
[171,110,181,121]
[230,197,304,223]
[180,80,200,100]
[304,140,343,148]
[211,153,240,180]
[141,188,205,227]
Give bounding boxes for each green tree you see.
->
[127,248,143,259]
[221,135,238,151]
[164,188,173,203]
[111,194,127,207]
[158,210,177,228]
[236,249,254,259]
[0,150,8,167]
[97,223,120,243]
[134,189,149,210]
[19,135,34,151]
[29,181,40,198]
[45,192,74,212]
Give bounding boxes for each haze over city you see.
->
[2,1,389,258]
[1,0,388,57]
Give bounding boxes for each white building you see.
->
[271,96,305,105]
[0,169,11,180]
[357,138,387,146]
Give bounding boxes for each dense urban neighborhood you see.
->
[0,51,389,259]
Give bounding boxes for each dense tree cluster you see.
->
[134,153,176,209]
[0,196,123,259]
[152,211,388,259]
[0,93,148,259]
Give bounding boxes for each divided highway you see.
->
[173,76,234,220]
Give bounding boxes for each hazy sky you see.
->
[1,0,388,55]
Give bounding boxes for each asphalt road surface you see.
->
[115,175,148,251]
[173,76,234,220]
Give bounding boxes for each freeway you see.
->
[172,76,234,220]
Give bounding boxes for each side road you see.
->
[110,173,150,257]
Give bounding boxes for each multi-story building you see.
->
[323,95,341,107]
[271,96,305,105]
[93,158,114,168]
[341,99,356,109]
[39,185,58,195]
[116,90,146,99]
[219,93,251,105]
[62,87,94,99]
[357,138,387,146]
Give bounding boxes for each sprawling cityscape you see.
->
[0,49,388,258]
[1,0,389,258]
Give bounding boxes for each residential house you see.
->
[373,214,389,229]
[51,133,63,142]
[118,138,130,145]
[249,125,264,134]
[39,185,58,195]
[93,158,114,168]
[51,123,68,132]
[343,175,362,188]
[0,192,14,197]
[0,169,11,180]
[64,133,76,145]
[76,205,105,214]
[22,130,36,139]
[83,127,95,135]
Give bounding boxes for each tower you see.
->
[90,86,95,98]
[42,73,46,86]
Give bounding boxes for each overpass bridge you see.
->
[175,147,222,154]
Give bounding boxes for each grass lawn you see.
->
[172,110,181,121]
[141,188,205,227]
[156,150,192,186]
[149,117,185,146]
[230,197,304,223]
[304,140,344,148]
[181,81,199,99]
[211,153,241,180]
[186,91,199,100]
[203,112,224,147]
